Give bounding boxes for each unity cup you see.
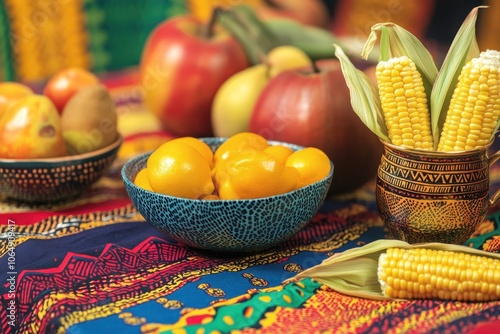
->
[376,140,500,244]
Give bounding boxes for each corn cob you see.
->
[438,50,500,152]
[378,247,500,301]
[376,56,433,150]
[289,239,500,301]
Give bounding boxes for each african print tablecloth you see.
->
[1,81,500,334]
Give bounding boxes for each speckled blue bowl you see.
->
[122,137,334,253]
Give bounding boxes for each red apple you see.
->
[249,59,383,194]
[43,67,100,114]
[139,14,250,137]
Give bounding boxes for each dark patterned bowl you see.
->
[0,135,123,203]
[122,137,334,252]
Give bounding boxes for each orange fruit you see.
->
[134,168,153,191]
[285,147,331,188]
[263,145,294,165]
[213,132,269,188]
[213,132,269,165]
[167,136,214,167]
[218,150,299,200]
[147,141,215,199]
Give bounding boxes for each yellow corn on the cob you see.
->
[438,50,500,152]
[378,247,500,301]
[289,239,500,301]
[376,56,433,150]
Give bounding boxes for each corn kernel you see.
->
[376,56,433,149]
[378,247,500,301]
[438,50,500,151]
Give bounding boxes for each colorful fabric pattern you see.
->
[1,81,500,333]
[0,0,187,82]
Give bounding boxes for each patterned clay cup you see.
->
[376,140,500,245]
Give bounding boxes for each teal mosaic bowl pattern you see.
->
[122,137,334,253]
[0,135,123,203]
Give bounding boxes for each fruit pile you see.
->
[134,132,331,200]
[139,4,342,139]
[139,4,383,194]
[0,68,119,159]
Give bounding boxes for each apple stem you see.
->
[312,60,320,74]
[203,7,221,39]
[263,0,279,8]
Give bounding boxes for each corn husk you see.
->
[286,239,500,301]
[334,45,389,141]
[362,22,438,102]
[334,6,488,150]
[430,6,484,148]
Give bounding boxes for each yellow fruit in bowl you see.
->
[134,168,153,192]
[263,145,294,165]
[138,133,331,201]
[166,136,214,167]
[147,140,215,199]
[217,149,299,200]
[213,132,269,188]
[285,147,331,188]
[214,132,269,164]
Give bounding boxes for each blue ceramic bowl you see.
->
[122,137,334,252]
[0,135,123,203]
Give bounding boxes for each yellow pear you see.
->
[267,45,312,78]
[0,95,67,159]
[212,45,312,138]
[212,64,269,137]
[61,84,118,154]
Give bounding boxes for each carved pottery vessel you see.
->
[376,141,500,244]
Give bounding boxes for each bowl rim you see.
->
[122,140,334,203]
[0,134,124,164]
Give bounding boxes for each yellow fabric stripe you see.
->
[4,0,90,82]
